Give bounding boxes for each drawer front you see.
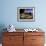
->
[3,43,23,46]
[3,32,23,36]
[24,36,32,46]
[31,44,44,46]
[32,36,45,44]
[3,35,23,44]
[24,32,44,36]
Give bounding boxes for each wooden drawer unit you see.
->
[3,32,24,46]
[24,32,45,46]
[2,32,45,46]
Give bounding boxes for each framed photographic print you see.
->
[17,7,35,22]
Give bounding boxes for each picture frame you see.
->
[17,7,35,22]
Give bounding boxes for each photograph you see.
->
[17,7,35,22]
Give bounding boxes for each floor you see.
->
[0,44,2,46]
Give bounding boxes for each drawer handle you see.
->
[32,39,36,40]
[9,38,13,40]
[9,38,12,40]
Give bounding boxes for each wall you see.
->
[0,0,46,30]
[0,0,46,44]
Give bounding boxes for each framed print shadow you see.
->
[17,7,35,22]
